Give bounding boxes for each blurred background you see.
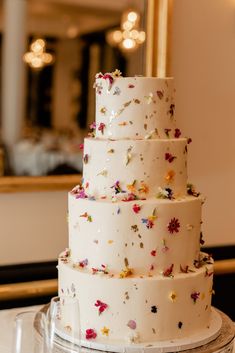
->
[0,0,146,177]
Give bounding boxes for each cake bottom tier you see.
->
[58,260,213,344]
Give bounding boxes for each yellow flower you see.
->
[127,180,136,193]
[169,291,177,302]
[139,182,149,194]
[119,267,133,278]
[112,69,122,77]
[165,170,175,184]
[100,106,107,114]
[101,326,110,336]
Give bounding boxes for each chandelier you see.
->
[23,38,54,70]
[106,10,146,52]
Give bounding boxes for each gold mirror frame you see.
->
[0,0,173,193]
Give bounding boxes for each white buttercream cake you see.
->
[58,71,214,348]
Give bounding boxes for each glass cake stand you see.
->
[38,305,234,353]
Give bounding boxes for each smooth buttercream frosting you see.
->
[58,73,214,347]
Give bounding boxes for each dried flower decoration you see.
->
[125,146,133,166]
[88,121,96,138]
[174,128,181,138]
[83,154,89,164]
[156,187,174,200]
[164,128,171,138]
[151,250,157,256]
[113,87,121,95]
[187,183,200,197]
[97,169,108,177]
[178,322,183,329]
[169,291,177,302]
[112,69,122,77]
[80,212,92,222]
[78,258,88,268]
[163,264,174,277]
[122,193,139,202]
[128,332,140,343]
[165,152,176,163]
[95,300,108,315]
[200,232,205,245]
[187,137,192,144]
[165,170,175,184]
[100,106,107,114]
[90,121,96,130]
[79,143,84,150]
[162,239,169,253]
[131,225,139,232]
[94,82,103,95]
[95,72,104,79]
[142,208,157,229]
[98,122,106,135]
[128,84,135,88]
[157,90,164,99]
[132,204,141,214]
[101,326,110,336]
[138,182,149,194]
[119,267,133,278]
[86,328,97,340]
[180,265,189,273]
[127,320,137,330]
[127,180,137,194]
[118,121,128,126]
[59,248,70,262]
[168,217,180,234]
[151,305,158,313]
[191,291,200,303]
[205,267,213,277]
[194,254,213,269]
[111,181,126,194]
[168,104,175,118]
[186,224,194,231]
[107,148,114,153]
[144,129,158,140]
[92,264,109,275]
[71,184,87,199]
[145,93,154,104]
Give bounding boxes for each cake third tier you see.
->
[68,193,203,276]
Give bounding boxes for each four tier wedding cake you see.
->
[58,71,215,349]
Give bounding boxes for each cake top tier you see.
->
[94,71,181,140]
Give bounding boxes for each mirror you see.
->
[0,0,148,181]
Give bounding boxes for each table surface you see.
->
[0,305,234,353]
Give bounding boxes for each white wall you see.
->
[171,0,235,246]
[0,191,68,265]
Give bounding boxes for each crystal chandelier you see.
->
[106,10,146,52]
[23,38,54,70]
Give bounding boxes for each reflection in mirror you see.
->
[0,0,147,177]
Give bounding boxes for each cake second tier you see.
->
[68,193,205,276]
[82,137,188,199]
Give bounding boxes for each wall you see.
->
[0,191,68,265]
[171,0,235,246]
